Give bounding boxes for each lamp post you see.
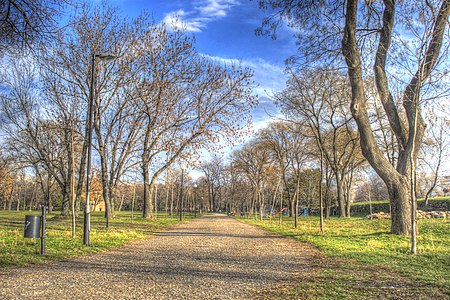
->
[84,53,115,246]
[201,196,204,214]
[179,166,186,222]
[193,184,198,217]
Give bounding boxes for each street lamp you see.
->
[179,165,186,221]
[84,53,115,246]
[193,184,198,218]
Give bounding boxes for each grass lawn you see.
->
[240,215,450,299]
[0,210,187,267]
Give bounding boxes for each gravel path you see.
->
[0,214,321,299]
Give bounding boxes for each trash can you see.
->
[24,215,41,238]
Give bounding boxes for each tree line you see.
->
[1,0,449,239]
[0,2,256,231]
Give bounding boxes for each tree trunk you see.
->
[118,194,124,212]
[47,177,53,214]
[294,176,300,229]
[99,152,111,227]
[76,114,89,213]
[170,184,174,216]
[386,175,412,235]
[61,184,70,216]
[142,158,153,219]
[279,179,283,225]
[342,0,449,235]
[16,186,21,211]
[211,183,216,212]
[154,184,158,219]
[345,196,351,218]
[319,150,324,234]
[208,182,213,212]
[335,175,346,217]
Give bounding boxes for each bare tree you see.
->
[0,56,76,216]
[419,110,450,208]
[134,23,256,219]
[232,140,271,221]
[276,69,362,218]
[0,0,69,54]
[258,0,450,234]
[258,121,295,223]
[201,156,225,212]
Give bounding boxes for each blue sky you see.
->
[110,0,297,132]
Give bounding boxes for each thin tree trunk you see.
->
[170,184,174,217]
[279,178,283,225]
[142,157,153,219]
[131,170,138,223]
[16,186,21,211]
[29,182,37,211]
[319,150,324,234]
[76,119,89,213]
[294,177,300,229]
[336,175,346,217]
[410,95,420,254]
[118,194,125,212]
[165,182,169,216]
[154,184,158,219]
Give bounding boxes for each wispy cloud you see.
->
[200,54,286,96]
[163,0,239,32]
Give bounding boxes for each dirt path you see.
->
[0,214,322,299]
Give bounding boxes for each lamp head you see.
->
[96,53,116,61]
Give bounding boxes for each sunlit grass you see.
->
[0,210,187,267]
[240,215,450,296]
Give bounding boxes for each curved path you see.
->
[0,214,321,299]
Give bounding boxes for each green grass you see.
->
[0,210,187,267]
[240,215,450,298]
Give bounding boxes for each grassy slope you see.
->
[241,216,450,298]
[0,210,184,267]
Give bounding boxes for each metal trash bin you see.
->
[24,215,41,238]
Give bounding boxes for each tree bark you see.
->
[335,175,346,217]
[142,157,153,219]
[340,0,450,234]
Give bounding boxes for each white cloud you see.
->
[195,0,238,17]
[199,54,286,96]
[162,10,206,32]
[163,0,238,32]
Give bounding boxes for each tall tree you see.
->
[258,0,450,234]
[258,122,294,221]
[134,23,256,219]
[232,140,271,221]
[0,56,76,216]
[201,156,225,212]
[276,69,362,217]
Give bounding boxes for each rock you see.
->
[366,212,391,219]
[367,210,449,220]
